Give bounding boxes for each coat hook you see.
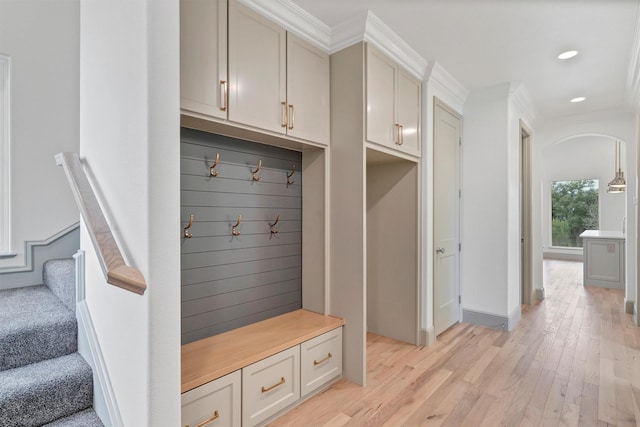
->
[209,152,220,177]
[287,165,296,186]
[270,214,280,234]
[252,159,262,181]
[184,214,194,238]
[232,214,242,236]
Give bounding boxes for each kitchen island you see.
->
[579,230,625,289]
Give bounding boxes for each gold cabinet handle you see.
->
[288,104,295,130]
[261,376,285,393]
[281,102,288,128]
[399,124,404,146]
[395,123,402,146]
[220,81,227,112]
[189,410,219,427]
[313,352,332,366]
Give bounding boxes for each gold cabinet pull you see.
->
[232,214,242,236]
[313,352,332,366]
[184,214,194,238]
[261,376,285,393]
[192,410,219,427]
[209,152,220,177]
[220,80,227,112]
[399,124,404,146]
[281,101,288,128]
[395,123,402,146]
[288,104,295,130]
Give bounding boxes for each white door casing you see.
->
[433,99,461,336]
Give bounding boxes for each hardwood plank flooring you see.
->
[268,260,639,426]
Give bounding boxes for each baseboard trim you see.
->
[625,299,635,315]
[462,309,508,331]
[508,306,521,331]
[420,327,435,346]
[75,251,123,427]
[535,288,545,301]
[542,251,582,262]
[0,222,80,289]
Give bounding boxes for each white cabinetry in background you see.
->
[181,0,330,145]
[366,45,421,157]
[180,0,228,120]
[580,230,625,289]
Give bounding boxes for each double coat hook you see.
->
[184,214,194,238]
[270,214,280,234]
[209,153,220,177]
[287,165,296,186]
[232,214,242,236]
[252,160,262,181]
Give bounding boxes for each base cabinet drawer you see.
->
[301,327,342,397]
[242,346,300,426]
[182,370,241,427]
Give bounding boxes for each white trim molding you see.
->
[239,1,429,80]
[0,54,10,255]
[75,250,123,427]
[535,287,545,301]
[238,0,331,52]
[427,62,469,113]
[509,82,539,127]
[625,9,640,111]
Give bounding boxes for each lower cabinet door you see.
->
[181,370,241,427]
[242,346,300,426]
[300,327,343,397]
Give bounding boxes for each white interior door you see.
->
[434,99,461,336]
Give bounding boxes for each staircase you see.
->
[0,259,103,427]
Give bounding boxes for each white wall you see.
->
[533,110,637,306]
[80,0,180,425]
[541,136,626,252]
[462,83,511,317]
[0,0,79,269]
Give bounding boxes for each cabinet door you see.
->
[228,1,286,134]
[366,45,396,148]
[286,34,330,145]
[182,370,241,427]
[180,0,228,120]
[242,346,300,426]
[396,68,421,156]
[300,327,342,397]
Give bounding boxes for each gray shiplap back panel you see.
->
[181,128,302,344]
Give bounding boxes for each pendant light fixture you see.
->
[607,140,626,193]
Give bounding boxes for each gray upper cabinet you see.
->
[366,44,421,157]
[180,0,330,146]
[180,0,228,120]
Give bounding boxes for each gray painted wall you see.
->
[181,128,302,344]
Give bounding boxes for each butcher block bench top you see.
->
[181,309,345,393]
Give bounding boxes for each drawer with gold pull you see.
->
[182,370,241,427]
[300,327,342,397]
[242,346,300,426]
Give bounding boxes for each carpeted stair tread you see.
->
[0,285,77,371]
[43,408,104,427]
[43,259,76,313]
[0,353,93,427]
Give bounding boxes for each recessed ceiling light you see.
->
[570,97,586,103]
[558,50,578,60]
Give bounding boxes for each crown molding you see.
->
[331,11,428,80]
[238,0,331,52]
[509,82,539,127]
[625,8,640,112]
[427,62,468,113]
[240,1,429,80]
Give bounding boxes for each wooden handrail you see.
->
[55,152,146,295]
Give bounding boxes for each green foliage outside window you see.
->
[551,179,599,247]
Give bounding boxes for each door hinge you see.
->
[459,137,462,146]
[458,295,461,304]
[458,243,461,252]
[459,189,461,198]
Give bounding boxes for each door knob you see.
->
[436,247,445,254]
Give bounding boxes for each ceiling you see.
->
[289,0,640,121]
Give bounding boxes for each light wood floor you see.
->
[269,260,640,426]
